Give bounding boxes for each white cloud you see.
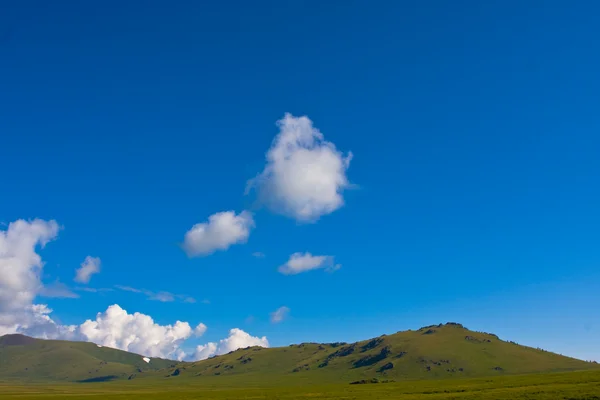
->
[278,252,340,275]
[270,306,290,323]
[74,256,101,284]
[0,219,60,334]
[78,304,196,358]
[247,113,353,222]
[182,211,255,257]
[194,323,207,337]
[191,328,269,361]
[193,342,218,361]
[252,251,266,258]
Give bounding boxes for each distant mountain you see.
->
[0,334,175,382]
[1,323,597,383]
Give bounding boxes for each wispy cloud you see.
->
[114,285,196,304]
[114,285,142,294]
[149,292,175,302]
[39,280,79,299]
[74,287,114,293]
[270,306,290,323]
[252,251,266,258]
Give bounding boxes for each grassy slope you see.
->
[162,323,597,383]
[0,335,175,382]
[2,370,600,399]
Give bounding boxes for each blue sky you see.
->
[1,1,599,361]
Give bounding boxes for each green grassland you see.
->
[3,323,596,383]
[1,370,600,399]
[2,323,599,398]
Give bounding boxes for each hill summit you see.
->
[163,322,597,383]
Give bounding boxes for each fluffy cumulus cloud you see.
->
[78,304,198,358]
[74,256,101,284]
[182,211,255,257]
[191,328,269,361]
[278,252,340,275]
[270,306,290,323]
[0,219,60,335]
[194,322,207,337]
[247,113,353,222]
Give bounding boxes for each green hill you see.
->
[162,323,597,384]
[0,334,175,382]
[1,323,597,384]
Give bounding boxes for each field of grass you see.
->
[2,370,600,399]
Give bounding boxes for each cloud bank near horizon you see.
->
[0,219,268,360]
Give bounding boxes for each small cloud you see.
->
[245,315,255,324]
[74,256,101,284]
[270,306,290,324]
[182,211,255,257]
[278,252,340,275]
[149,292,175,302]
[194,323,207,337]
[246,113,353,222]
[39,281,79,299]
[115,285,194,304]
[252,251,266,258]
[201,299,211,305]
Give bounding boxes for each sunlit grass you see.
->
[2,370,600,399]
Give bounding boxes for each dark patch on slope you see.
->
[378,362,394,372]
[360,338,383,352]
[0,334,37,347]
[465,335,492,343]
[353,346,391,368]
[318,344,356,367]
[77,375,119,383]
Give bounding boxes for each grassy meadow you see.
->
[2,369,600,399]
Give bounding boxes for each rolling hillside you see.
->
[1,323,597,383]
[0,334,175,382]
[164,323,597,384]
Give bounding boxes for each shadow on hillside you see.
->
[76,375,119,383]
